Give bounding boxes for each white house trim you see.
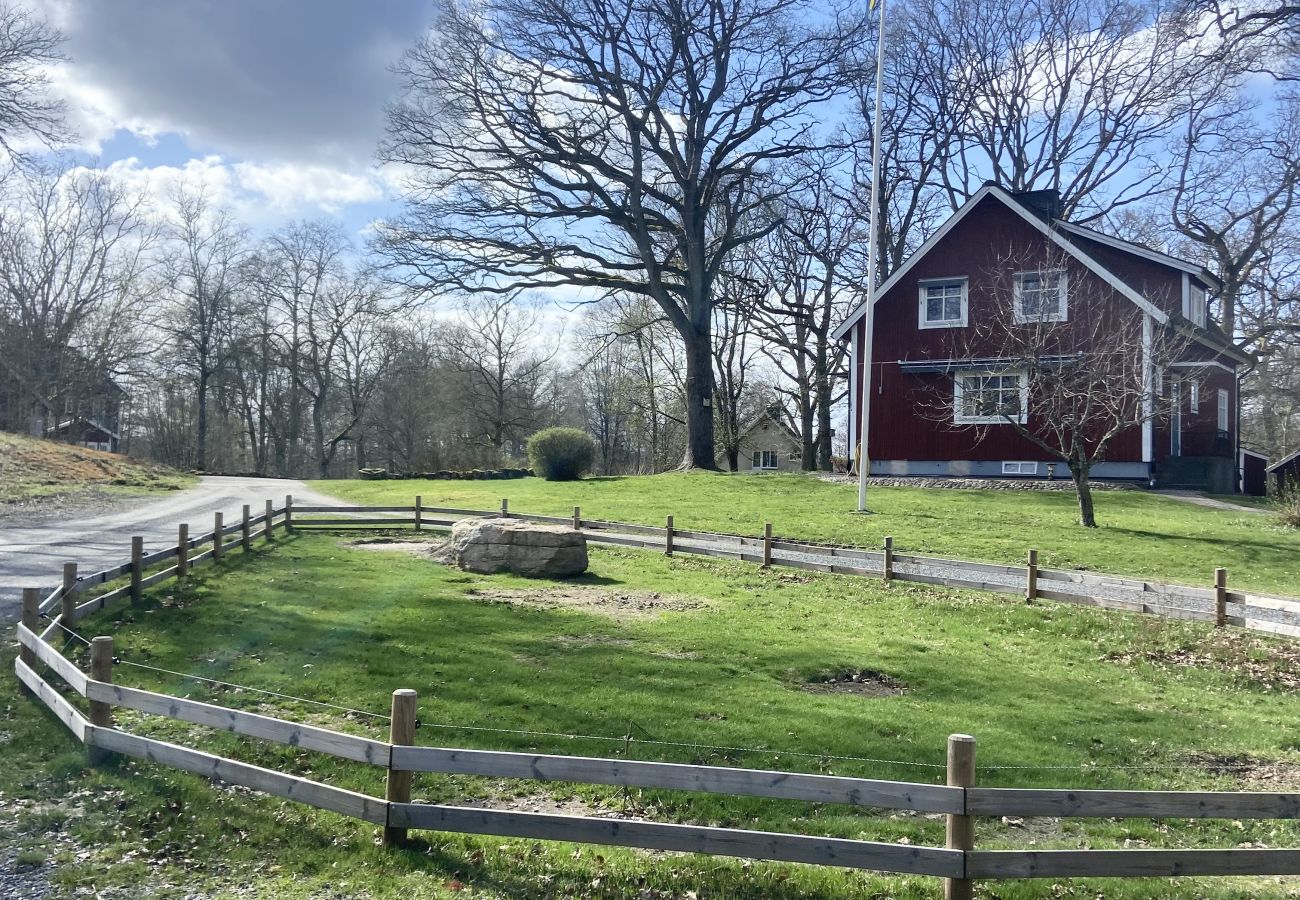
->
[831,184,1170,342]
[848,323,859,449]
[1168,360,1236,375]
[1141,315,1154,463]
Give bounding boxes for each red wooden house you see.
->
[833,184,1252,492]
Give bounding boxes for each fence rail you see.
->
[12,495,1300,892]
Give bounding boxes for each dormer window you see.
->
[1188,283,1207,328]
[918,277,968,328]
[1013,270,1068,323]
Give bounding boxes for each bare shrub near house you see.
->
[940,248,1189,527]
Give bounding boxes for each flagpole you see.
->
[857,0,886,512]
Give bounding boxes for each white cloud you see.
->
[232,162,384,214]
[87,156,389,230]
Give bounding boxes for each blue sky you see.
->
[26,0,429,239]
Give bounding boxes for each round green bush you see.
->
[526,427,596,481]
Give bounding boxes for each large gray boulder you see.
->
[446,517,588,577]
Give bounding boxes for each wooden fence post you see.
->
[384,688,419,848]
[242,505,252,552]
[501,498,509,517]
[213,512,224,560]
[130,536,144,605]
[1026,549,1039,603]
[415,496,423,531]
[285,495,294,532]
[88,636,114,764]
[264,500,274,541]
[945,733,976,900]
[61,562,78,626]
[19,588,38,670]
[177,524,189,578]
[1215,567,1228,627]
[762,522,773,568]
[883,536,894,582]
[665,515,674,557]
[573,506,581,530]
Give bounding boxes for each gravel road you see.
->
[0,476,342,621]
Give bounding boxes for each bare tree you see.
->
[750,156,858,469]
[252,221,350,475]
[712,270,765,472]
[0,4,65,162]
[939,250,1188,526]
[442,294,557,458]
[379,0,865,469]
[0,163,155,431]
[159,186,248,472]
[879,0,1244,230]
[1169,94,1300,344]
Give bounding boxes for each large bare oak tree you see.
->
[379,0,864,468]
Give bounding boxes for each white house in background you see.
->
[727,406,803,473]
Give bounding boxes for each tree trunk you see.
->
[681,327,718,470]
[800,401,816,471]
[815,367,834,471]
[727,447,739,471]
[314,405,329,479]
[196,369,210,472]
[1071,464,1097,528]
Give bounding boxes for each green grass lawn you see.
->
[316,473,1300,597]
[6,530,1300,897]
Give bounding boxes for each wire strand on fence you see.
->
[414,720,949,769]
[112,658,393,723]
[26,630,1288,777]
[49,619,91,646]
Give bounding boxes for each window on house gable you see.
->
[1013,270,1068,323]
[1217,388,1229,433]
[1188,283,1207,328]
[751,450,778,469]
[954,371,1028,425]
[1189,381,1199,413]
[918,278,967,328]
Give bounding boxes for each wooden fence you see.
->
[12,496,1300,895]
[289,498,1300,641]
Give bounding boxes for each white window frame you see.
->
[917,277,969,329]
[953,370,1029,425]
[752,450,778,470]
[1189,381,1199,413]
[1187,282,1207,328]
[1012,269,1069,324]
[1217,388,1230,432]
[1002,461,1039,476]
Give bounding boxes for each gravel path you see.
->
[0,849,50,900]
[0,475,344,621]
[597,527,1300,636]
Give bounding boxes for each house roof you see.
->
[1267,448,1300,474]
[737,408,801,445]
[831,184,1250,365]
[1052,221,1223,292]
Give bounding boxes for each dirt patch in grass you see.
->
[465,587,704,622]
[1183,752,1300,790]
[801,669,907,697]
[1106,632,1300,693]
[452,791,640,819]
[350,539,446,557]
